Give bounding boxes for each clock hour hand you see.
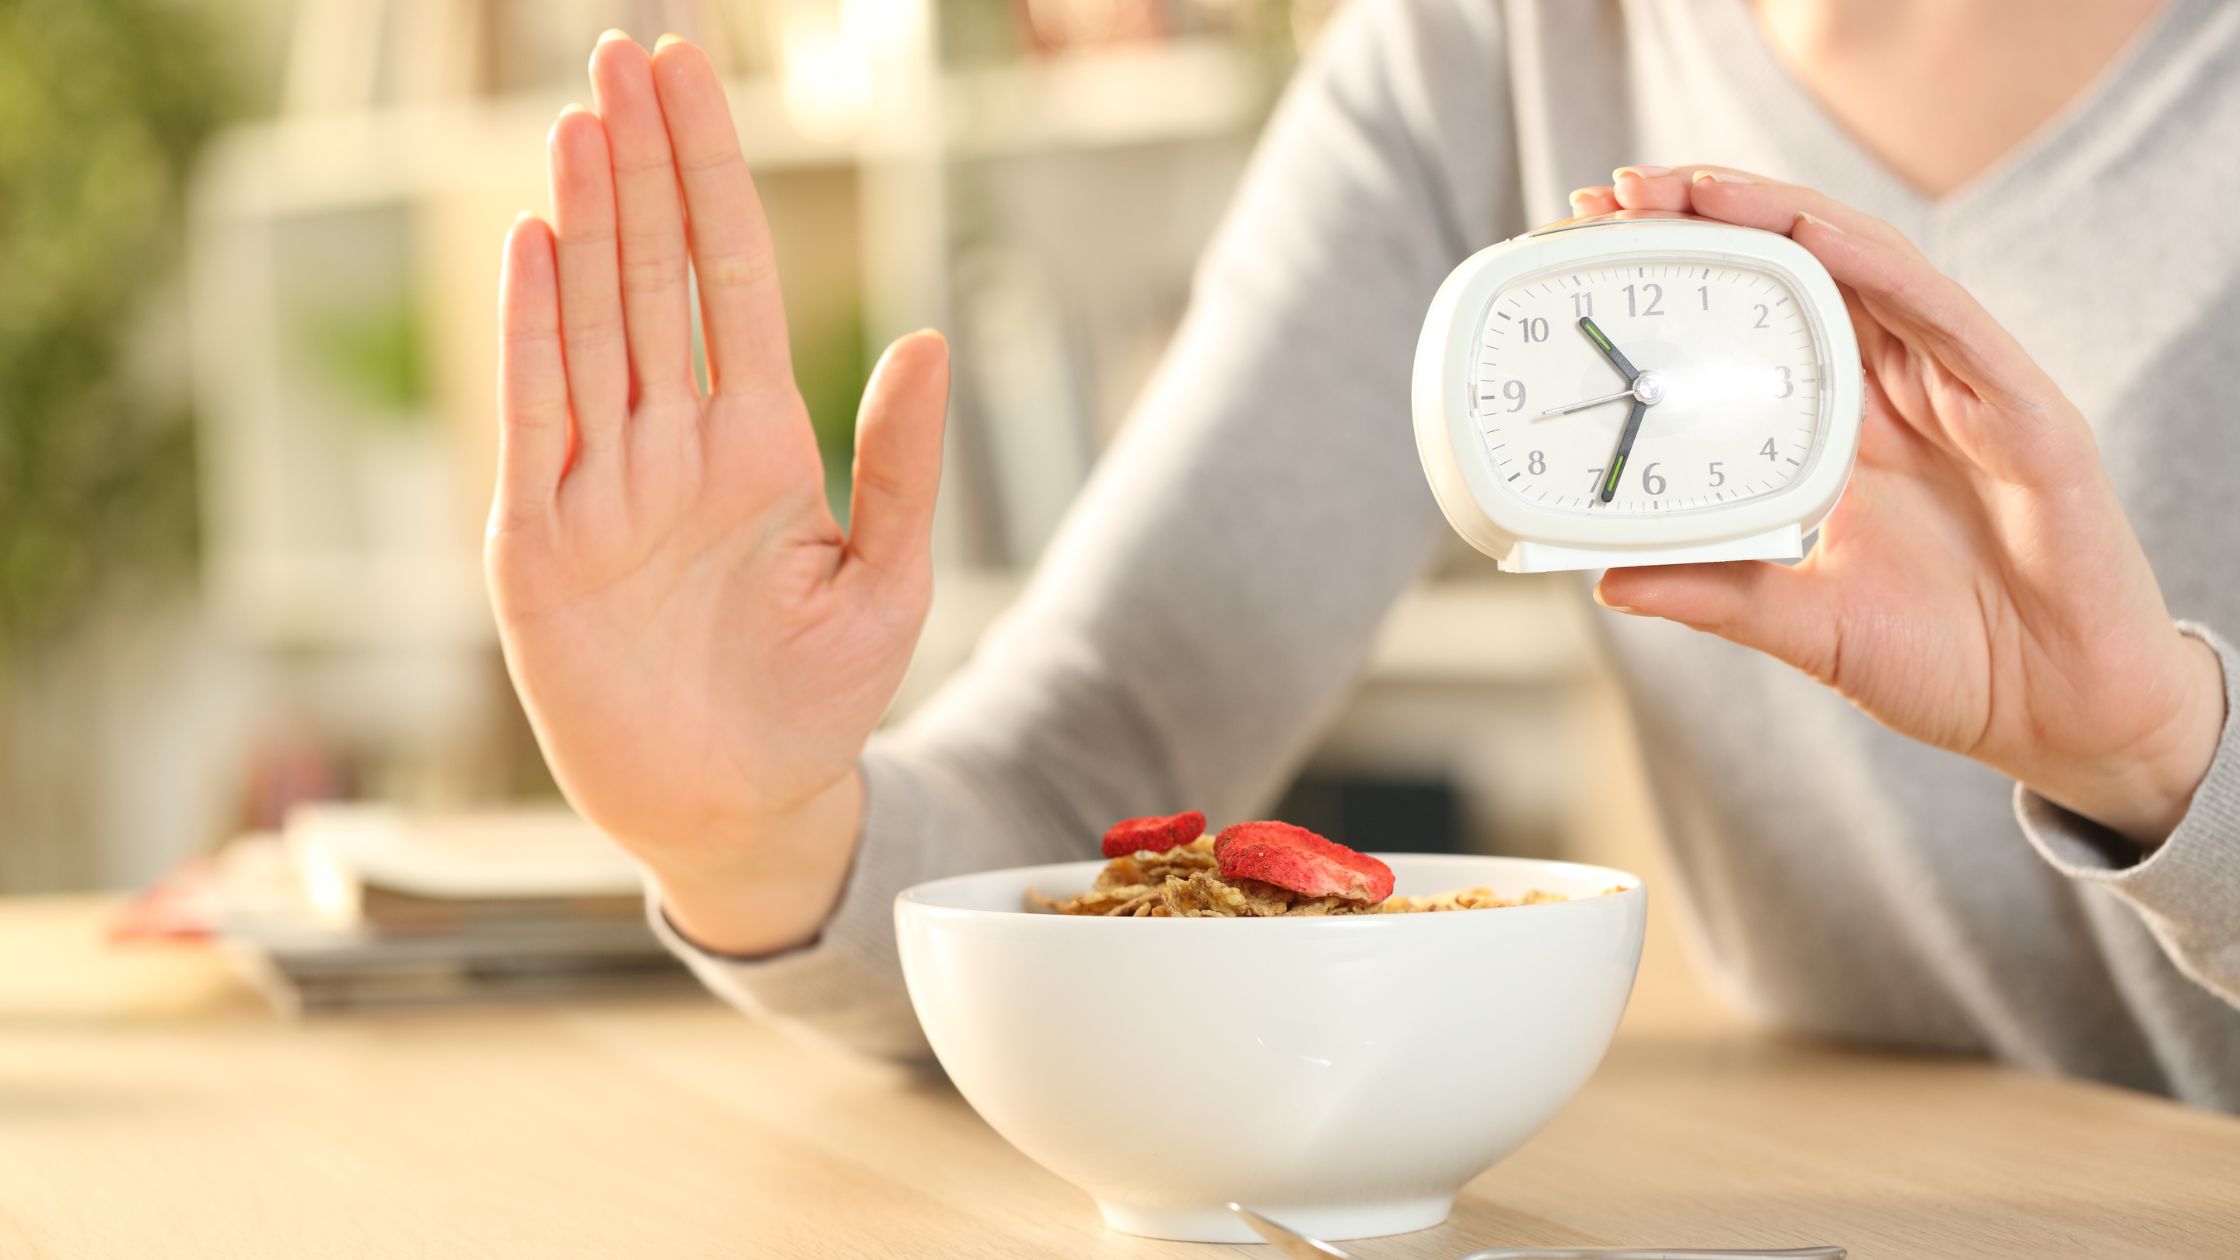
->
[1600,396,1649,504]
[1576,316,1639,383]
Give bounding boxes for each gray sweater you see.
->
[653,0,2240,1109]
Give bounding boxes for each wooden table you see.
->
[3,893,2237,1258]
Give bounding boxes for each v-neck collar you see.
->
[1690,0,2205,225]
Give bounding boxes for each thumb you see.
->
[845,330,949,572]
[1598,560,1844,689]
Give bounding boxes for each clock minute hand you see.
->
[1600,396,1649,504]
[1576,315,1639,382]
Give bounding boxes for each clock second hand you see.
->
[1540,386,1639,416]
[1574,316,1657,505]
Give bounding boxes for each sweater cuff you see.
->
[644,748,936,1063]
[2015,621,2240,1003]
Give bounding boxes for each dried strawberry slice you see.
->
[1101,810,1207,859]
[1214,821,1395,903]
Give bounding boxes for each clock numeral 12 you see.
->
[1624,284,1664,317]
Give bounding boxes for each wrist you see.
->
[2030,634,2227,849]
[650,771,865,957]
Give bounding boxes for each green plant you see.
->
[0,0,231,651]
[794,304,869,527]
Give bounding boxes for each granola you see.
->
[1028,834,1619,917]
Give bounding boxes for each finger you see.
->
[649,36,793,399]
[589,32,696,403]
[1596,560,1843,689]
[1616,166,1915,252]
[1567,186,1618,218]
[548,105,629,459]
[845,331,950,574]
[1611,164,1691,211]
[496,213,572,518]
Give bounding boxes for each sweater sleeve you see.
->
[2016,621,2240,1010]
[648,0,1534,1059]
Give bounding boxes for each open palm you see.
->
[488,35,947,952]
[1576,170,2222,843]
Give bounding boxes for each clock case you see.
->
[1412,212,1863,573]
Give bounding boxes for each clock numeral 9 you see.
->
[1528,450,1546,475]
[1503,380,1526,412]
[1642,462,1666,496]
[1519,316,1550,342]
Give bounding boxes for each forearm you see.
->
[2018,623,2240,1011]
[2021,631,2229,849]
[651,771,863,957]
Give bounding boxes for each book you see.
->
[209,807,695,1015]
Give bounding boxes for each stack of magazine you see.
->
[212,804,695,1014]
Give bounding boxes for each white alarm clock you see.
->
[1412,212,1864,573]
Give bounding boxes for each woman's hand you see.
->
[1565,169,2224,846]
[488,34,948,953]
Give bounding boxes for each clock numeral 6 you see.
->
[1642,462,1666,496]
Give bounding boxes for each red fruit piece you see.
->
[1214,822,1395,903]
[1101,811,1207,859]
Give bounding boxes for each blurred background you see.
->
[0,0,1617,912]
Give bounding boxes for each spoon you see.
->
[1227,1205,1846,1260]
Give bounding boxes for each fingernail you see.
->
[655,32,685,49]
[1795,210,1842,232]
[1695,170,1752,184]
[1568,189,1588,208]
[1614,165,1672,181]
[597,28,631,44]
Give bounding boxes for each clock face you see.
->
[1470,258,1828,515]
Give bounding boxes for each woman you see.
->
[485,1,2240,1105]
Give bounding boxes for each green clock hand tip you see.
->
[1576,316,1640,382]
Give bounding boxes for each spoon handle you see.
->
[1457,1249,1845,1260]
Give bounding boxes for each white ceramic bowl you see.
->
[894,853,1645,1243]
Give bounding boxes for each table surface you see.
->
[3,892,2237,1259]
